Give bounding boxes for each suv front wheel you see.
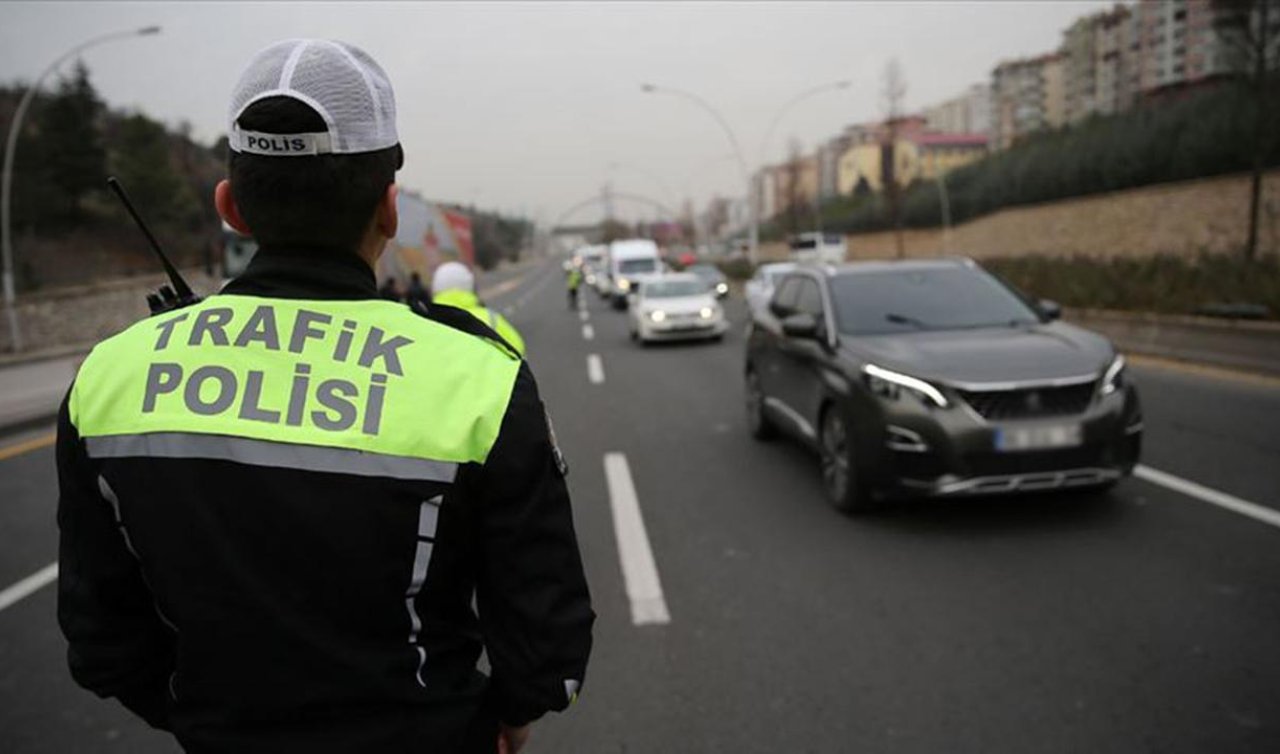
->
[820,405,876,514]
[745,369,777,441]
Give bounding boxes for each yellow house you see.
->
[836,129,987,194]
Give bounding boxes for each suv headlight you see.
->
[648,309,666,323]
[863,364,949,408]
[617,278,631,292]
[1101,354,1126,396]
[700,307,714,319]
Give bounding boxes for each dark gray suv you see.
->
[744,259,1143,513]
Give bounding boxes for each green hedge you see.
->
[983,254,1279,318]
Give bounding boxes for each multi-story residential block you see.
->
[991,53,1065,150]
[924,83,992,135]
[817,133,852,201]
[1063,4,1135,123]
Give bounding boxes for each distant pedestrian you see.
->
[378,276,402,302]
[406,271,431,310]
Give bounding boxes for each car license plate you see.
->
[994,424,1082,452]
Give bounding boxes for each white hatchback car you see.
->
[744,262,797,317]
[628,273,727,344]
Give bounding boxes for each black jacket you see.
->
[56,247,594,753]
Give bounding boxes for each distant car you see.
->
[788,232,847,265]
[744,262,796,315]
[686,264,729,299]
[628,273,727,344]
[744,259,1142,513]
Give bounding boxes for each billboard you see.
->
[378,191,474,284]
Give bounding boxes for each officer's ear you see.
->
[375,183,398,241]
[215,180,253,236]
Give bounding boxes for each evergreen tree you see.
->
[41,61,106,219]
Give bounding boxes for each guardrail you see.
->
[1066,308,1280,378]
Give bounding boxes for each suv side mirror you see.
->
[1038,299,1062,321]
[781,312,819,339]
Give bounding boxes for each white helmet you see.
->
[432,261,475,294]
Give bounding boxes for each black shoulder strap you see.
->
[411,300,521,361]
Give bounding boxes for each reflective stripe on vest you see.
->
[70,295,520,467]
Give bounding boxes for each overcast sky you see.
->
[1,1,1112,224]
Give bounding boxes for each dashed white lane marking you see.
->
[579,309,589,322]
[1135,465,1280,530]
[0,562,58,613]
[582,324,595,341]
[587,354,605,384]
[603,453,670,626]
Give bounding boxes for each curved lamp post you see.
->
[1,25,160,352]
[640,83,757,264]
[642,79,852,266]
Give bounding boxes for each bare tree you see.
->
[1216,0,1280,261]
[782,138,807,235]
[882,58,908,258]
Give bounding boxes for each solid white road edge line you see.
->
[1135,464,1280,530]
[603,453,671,626]
[0,562,58,612]
[587,354,605,384]
[583,324,594,341]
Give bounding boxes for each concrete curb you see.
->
[1066,308,1280,378]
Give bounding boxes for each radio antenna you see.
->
[106,176,196,302]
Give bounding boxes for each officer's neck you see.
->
[356,230,387,272]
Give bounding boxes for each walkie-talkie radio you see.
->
[106,176,201,315]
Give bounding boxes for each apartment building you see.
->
[924,83,992,135]
[1062,4,1135,123]
[991,53,1065,150]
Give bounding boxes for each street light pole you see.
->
[642,80,852,268]
[641,83,757,265]
[1,25,160,352]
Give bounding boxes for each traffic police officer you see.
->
[566,266,582,310]
[56,39,593,754]
[430,261,526,356]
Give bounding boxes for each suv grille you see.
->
[958,382,1096,421]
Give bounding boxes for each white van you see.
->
[606,239,663,309]
[788,232,847,265]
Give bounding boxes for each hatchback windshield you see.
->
[645,280,707,298]
[619,259,658,275]
[829,266,1040,335]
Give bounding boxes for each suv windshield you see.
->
[829,267,1041,335]
[645,280,707,298]
[687,265,719,279]
[619,259,658,275]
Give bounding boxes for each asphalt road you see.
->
[2,258,1278,753]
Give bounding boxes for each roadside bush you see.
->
[983,253,1280,319]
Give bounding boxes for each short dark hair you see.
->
[228,96,402,250]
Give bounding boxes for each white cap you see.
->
[227,39,398,157]
[432,262,476,294]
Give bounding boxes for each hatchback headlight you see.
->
[700,307,714,319]
[862,364,949,408]
[649,309,666,323]
[618,278,631,292]
[1101,355,1126,396]
[716,282,729,295]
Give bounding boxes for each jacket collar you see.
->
[221,244,378,301]
[432,288,480,309]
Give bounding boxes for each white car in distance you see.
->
[628,273,727,345]
[744,262,797,317]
